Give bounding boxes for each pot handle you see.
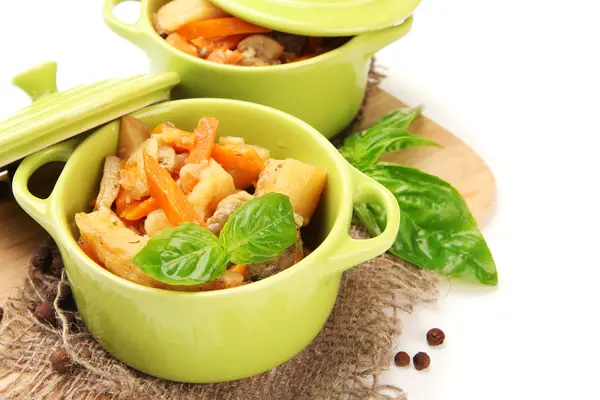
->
[323,167,400,274]
[356,15,414,57]
[103,0,148,44]
[12,139,79,237]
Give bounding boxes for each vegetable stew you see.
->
[153,0,351,66]
[75,115,327,291]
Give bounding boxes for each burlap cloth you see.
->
[0,62,439,400]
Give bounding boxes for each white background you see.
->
[1,1,599,399]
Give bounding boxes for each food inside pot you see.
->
[153,0,351,65]
[75,115,327,292]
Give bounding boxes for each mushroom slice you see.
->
[238,35,284,62]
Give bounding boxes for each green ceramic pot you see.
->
[12,99,400,383]
[103,0,414,139]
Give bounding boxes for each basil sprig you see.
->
[340,107,498,285]
[133,193,297,285]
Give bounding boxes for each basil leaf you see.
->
[368,105,423,130]
[133,223,229,285]
[221,192,297,265]
[339,106,439,171]
[361,163,498,286]
[340,128,441,171]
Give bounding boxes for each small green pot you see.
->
[103,0,413,138]
[13,99,400,383]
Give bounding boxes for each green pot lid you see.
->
[209,0,421,36]
[0,62,179,169]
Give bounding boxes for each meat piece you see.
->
[270,32,307,55]
[206,191,253,235]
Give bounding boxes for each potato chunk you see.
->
[156,0,229,34]
[74,207,163,288]
[186,159,236,219]
[118,116,150,160]
[255,159,326,226]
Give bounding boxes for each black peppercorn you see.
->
[50,348,74,373]
[426,328,445,346]
[413,352,430,371]
[34,301,56,325]
[394,351,410,367]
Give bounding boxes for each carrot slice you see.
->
[115,187,132,216]
[143,153,205,227]
[151,121,175,135]
[177,17,271,40]
[226,167,256,189]
[230,264,247,279]
[192,35,247,52]
[121,197,160,221]
[293,53,317,62]
[212,143,264,173]
[188,117,218,164]
[166,32,199,57]
[206,49,244,64]
[160,127,196,152]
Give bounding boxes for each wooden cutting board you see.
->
[0,88,496,301]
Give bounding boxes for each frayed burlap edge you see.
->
[0,61,439,400]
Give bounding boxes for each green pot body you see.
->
[103,0,414,138]
[13,99,400,383]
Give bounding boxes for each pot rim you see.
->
[40,98,357,299]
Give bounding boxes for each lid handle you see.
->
[11,61,58,102]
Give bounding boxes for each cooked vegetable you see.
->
[212,143,264,174]
[76,115,327,292]
[340,106,498,286]
[157,125,196,152]
[158,145,177,172]
[221,192,297,264]
[230,264,247,279]
[155,0,229,34]
[177,17,272,41]
[144,152,201,226]
[121,136,160,200]
[206,191,253,234]
[166,32,199,57]
[133,193,297,285]
[192,35,246,54]
[186,159,236,219]
[95,156,122,210]
[75,207,157,288]
[118,116,150,160]
[133,222,229,285]
[120,196,160,221]
[238,35,284,62]
[144,209,172,237]
[187,117,218,164]
[156,0,350,65]
[255,159,327,226]
[205,49,244,64]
